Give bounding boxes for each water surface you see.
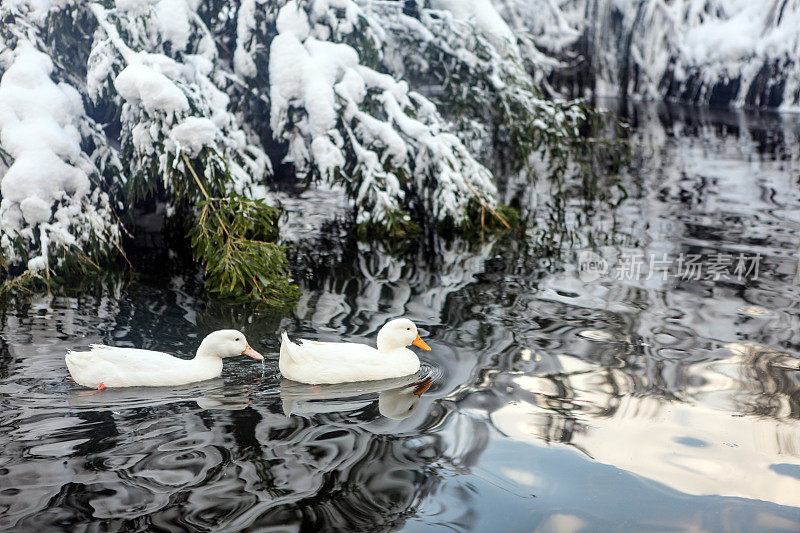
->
[2,102,800,531]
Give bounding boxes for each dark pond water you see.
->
[2,102,800,531]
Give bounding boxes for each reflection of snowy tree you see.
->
[289,235,496,333]
[497,0,800,110]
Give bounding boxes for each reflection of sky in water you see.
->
[2,102,800,530]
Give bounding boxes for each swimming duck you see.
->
[65,330,263,389]
[279,318,431,384]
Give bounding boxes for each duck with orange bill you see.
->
[279,318,431,384]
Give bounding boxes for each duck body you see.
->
[65,330,263,389]
[279,337,420,384]
[66,347,224,388]
[279,318,430,384]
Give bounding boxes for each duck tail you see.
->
[88,344,114,350]
[280,331,296,362]
[64,351,89,384]
[65,350,85,369]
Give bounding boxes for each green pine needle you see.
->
[189,195,300,306]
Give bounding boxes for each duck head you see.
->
[197,330,263,359]
[376,318,431,353]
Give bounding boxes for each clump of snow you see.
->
[0,0,70,22]
[154,0,193,51]
[168,117,218,156]
[310,136,345,175]
[431,0,518,53]
[114,63,189,115]
[131,123,156,155]
[276,1,310,40]
[0,40,115,270]
[233,0,259,78]
[114,0,151,14]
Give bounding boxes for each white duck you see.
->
[279,318,431,384]
[65,330,263,389]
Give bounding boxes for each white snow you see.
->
[114,0,152,13]
[0,41,111,270]
[114,63,189,115]
[89,0,271,200]
[276,1,311,41]
[270,2,389,184]
[270,6,359,140]
[303,39,359,136]
[131,123,156,155]
[310,136,345,177]
[497,0,800,109]
[268,0,501,222]
[0,0,70,21]
[168,117,218,156]
[431,0,518,52]
[233,0,259,78]
[334,69,367,105]
[269,32,308,133]
[154,0,193,51]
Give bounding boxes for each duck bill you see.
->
[411,334,431,351]
[242,344,264,360]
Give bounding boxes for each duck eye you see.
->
[234,337,240,342]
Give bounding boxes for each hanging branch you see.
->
[182,153,299,305]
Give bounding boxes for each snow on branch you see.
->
[268,0,499,227]
[0,39,118,273]
[368,0,587,188]
[0,0,603,288]
[495,0,800,110]
[88,2,271,202]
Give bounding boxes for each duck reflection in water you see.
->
[67,379,255,411]
[280,374,433,420]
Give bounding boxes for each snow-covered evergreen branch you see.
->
[370,1,586,174]
[0,0,606,296]
[88,2,271,203]
[267,0,500,226]
[0,17,119,274]
[497,0,800,110]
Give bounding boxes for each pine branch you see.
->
[189,195,299,306]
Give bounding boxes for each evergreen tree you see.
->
[0,0,598,300]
